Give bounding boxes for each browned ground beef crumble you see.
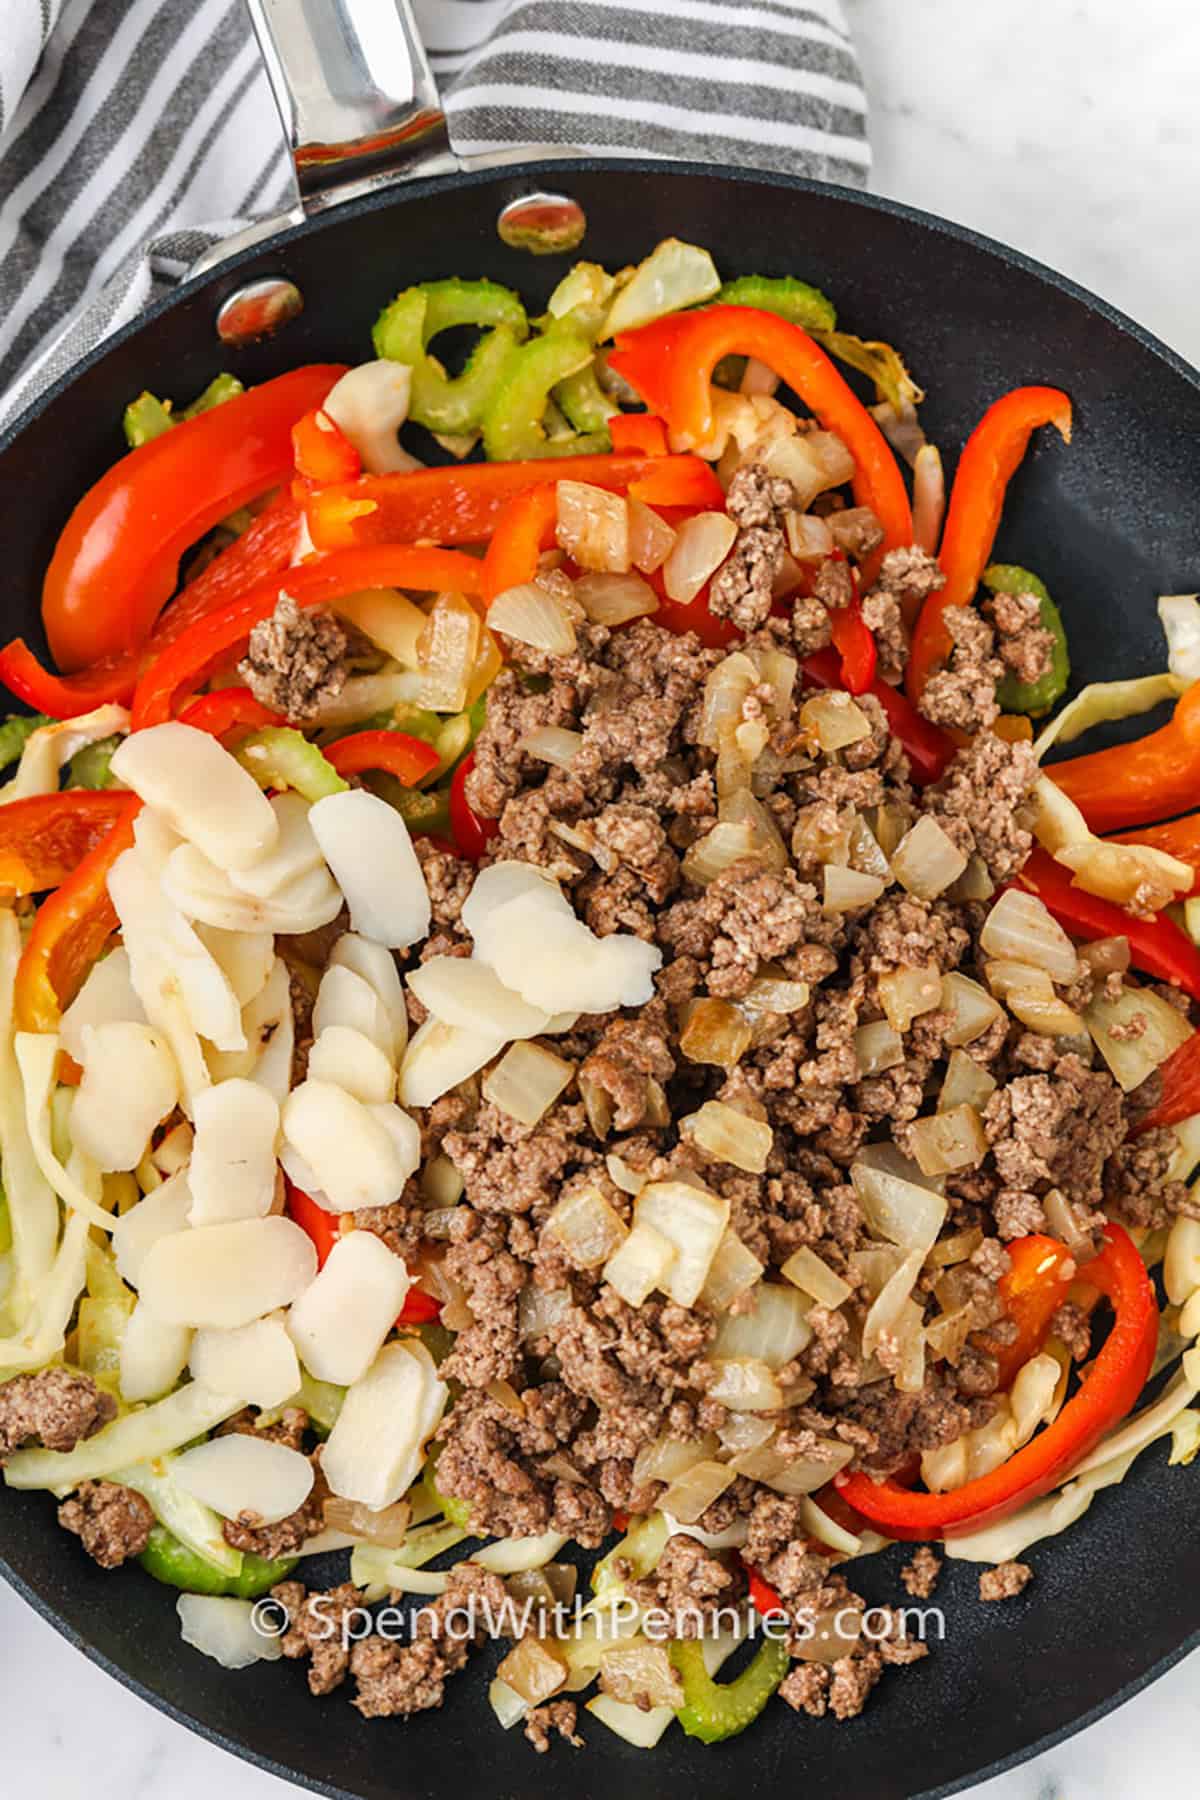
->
[33,483,1190,1743]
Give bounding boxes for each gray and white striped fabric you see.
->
[0,0,868,424]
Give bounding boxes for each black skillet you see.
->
[1,1,1199,1793]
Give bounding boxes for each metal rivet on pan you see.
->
[497,193,586,255]
[216,277,304,346]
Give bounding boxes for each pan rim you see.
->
[1,154,1198,1797]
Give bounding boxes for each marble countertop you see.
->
[3,1,1198,1796]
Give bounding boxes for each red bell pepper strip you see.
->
[835,1222,1157,1540]
[610,1508,630,1533]
[43,366,346,672]
[743,1562,787,1619]
[292,407,362,485]
[975,1235,1077,1390]
[482,483,558,604]
[907,386,1072,704]
[396,1287,442,1326]
[284,1178,341,1269]
[303,453,723,551]
[325,729,441,785]
[801,646,955,785]
[1015,847,1200,1001]
[0,491,305,720]
[824,558,876,694]
[449,752,499,859]
[131,544,484,729]
[1110,812,1200,894]
[1133,1030,1200,1134]
[1049,684,1200,834]
[0,791,138,897]
[606,306,912,585]
[178,688,284,739]
[608,413,669,456]
[13,796,140,1032]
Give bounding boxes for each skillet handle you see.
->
[244,0,460,211]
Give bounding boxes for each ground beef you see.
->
[1103,1126,1194,1229]
[524,1700,583,1752]
[578,1015,675,1130]
[1051,1300,1093,1362]
[439,1234,528,1388]
[925,730,1039,884]
[625,1534,744,1637]
[442,1101,580,1219]
[985,589,1054,686]
[238,595,347,720]
[867,545,945,618]
[272,1580,361,1695]
[215,1405,310,1452]
[709,525,785,632]
[919,607,1003,733]
[828,507,885,561]
[57,1480,154,1569]
[0,1368,115,1461]
[790,593,833,655]
[900,1546,942,1600]
[984,1054,1125,1217]
[659,860,837,1000]
[813,556,854,609]
[350,1563,510,1718]
[861,588,908,681]
[725,462,797,529]
[434,1385,608,1544]
[978,1560,1033,1602]
[414,838,475,933]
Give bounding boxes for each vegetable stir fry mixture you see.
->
[4,237,1200,1754]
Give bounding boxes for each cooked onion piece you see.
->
[662,512,738,604]
[335,587,426,667]
[626,500,676,575]
[281,1080,418,1211]
[189,1314,301,1411]
[416,591,480,712]
[939,1048,998,1113]
[799,691,872,752]
[1057,837,1192,913]
[175,1433,314,1525]
[483,1041,575,1126]
[633,1181,730,1308]
[698,1230,764,1312]
[659,1457,736,1524]
[823,866,886,914]
[322,1339,448,1510]
[940,971,1004,1046]
[546,1184,628,1269]
[495,1635,568,1707]
[781,1245,852,1310]
[70,1023,180,1174]
[679,997,753,1070]
[784,511,834,562]
[679,1100,772,1174]
[851,1157,947,1255]
[853,1020,903,1075]
[187,1079,280,1226]
[138,1217,317,1330]
[488,582,577,655]
[713,1281,813,1367]
[890,815,968,900]
[980,888,1079,982]
[861,1249,923,1357]
[112,725,279,872]
[1084,985,1193,1092]
[705,1356,783,1413]
[518,726,584,769]
[287,1231,411,1385]
[877,964,942,1032]
[399,1017,507,1109]
[908,1105,989,1177]
[602,1220,678,1307]
[556,481,630,572]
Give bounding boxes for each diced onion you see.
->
[482,1040,575,1126]
[322,1495,411,1548]
[759,430,855,509]
[712,1281,813,1367]
[853,1020,903,1075]
[627,501,676,575]
[784,512,834,562]
[632,1434,718,1487]
[861,1249,923,1356]
[488,582,577,655]
[851,1158,947,1255]
[705,1356,783,1412]
[546,1183,628,1268]
[941,971,1004,1047]
[980,888,1079,982]
[908,1105,988,1177]
[823,866,885,913]
[800,690,872,751]
[761,1441,854,1497]
[557,481,630,573]
[417,591,480,712]
[602,1220,676,1307]
[495,1635,568,1707]
[877,965,942,1032]
[174,1434,313,1525]
[659,1457,735,1524]
[890,815,968,900]
[939,1048,998,1113]
[679,1099,772,1174]
[781,1245,852,1309]
[1084,985,1193,1092]
[698,1230,765,1311]
[573,570,658,624]
[597,1641,682,1711]
[518,726,584,768]
[334,588,426,667]
[679,997,753,1069]
[927,1226,984,1269]
[1056,837,1192,913]
[634,1180,730,1308]
[662,512,738,604]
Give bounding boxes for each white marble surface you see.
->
[3,1,1199,1796]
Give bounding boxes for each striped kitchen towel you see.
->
[0,0,868,424]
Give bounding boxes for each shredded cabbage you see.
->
[13,1034,115,1232]
[601,240,720,340]
[115,1454,243,1576]
[2,1381,244,1493]
[1035,673,1183,761]
[0,913,58,1311]
[0,704,129,806]
[1158,594,1200,686]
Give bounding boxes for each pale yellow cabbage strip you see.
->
[0,704,129,806]
[3,1381,245,1493]
[13,1032,116,1233]
[1034,673,1184,763]
[0,913,58,1304]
